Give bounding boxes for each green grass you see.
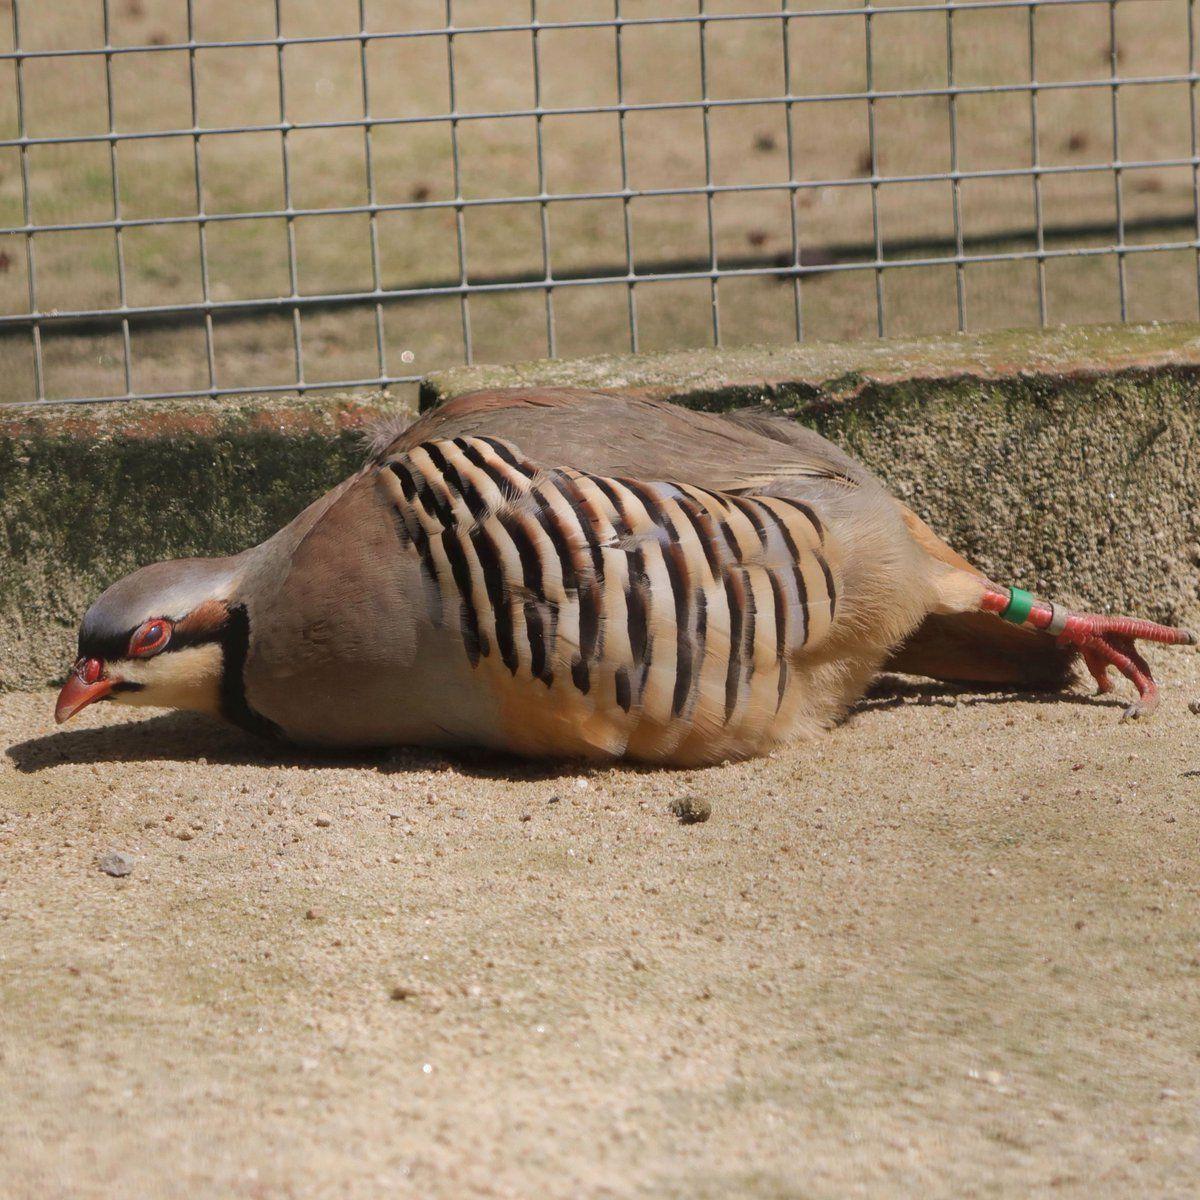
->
[0,0,1196,403]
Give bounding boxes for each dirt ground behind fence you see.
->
[1,0,1197,403]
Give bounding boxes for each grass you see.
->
[0,0,1197,404]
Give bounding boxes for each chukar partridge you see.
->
[55,389,1193,766]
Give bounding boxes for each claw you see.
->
[1123,698,1155,721]
[1063,625,1165,717]
[981,586,1191,719]
[1081,645,1115,694]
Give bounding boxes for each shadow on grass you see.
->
[4,708,616,783]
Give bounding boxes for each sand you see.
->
[3,654,1200,1199]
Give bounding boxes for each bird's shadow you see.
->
[852,674,1126,714]
[6,676,1127,781]
[4,710,598,783]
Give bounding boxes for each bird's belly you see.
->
[267,442,874,763]
[260,614,849,765]
[450,638,863,766]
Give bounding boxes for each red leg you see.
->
[980,586,1194,719]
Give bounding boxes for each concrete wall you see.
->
[4,322,1199,690]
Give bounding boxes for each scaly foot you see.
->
[980,586,1195,719]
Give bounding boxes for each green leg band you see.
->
[1000,586,1035,625]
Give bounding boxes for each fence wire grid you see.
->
[1,0,1198,407]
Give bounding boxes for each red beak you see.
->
[55,658,115,724]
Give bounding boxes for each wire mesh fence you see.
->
[0,0,1197,407]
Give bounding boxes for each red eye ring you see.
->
[129,618,172,658]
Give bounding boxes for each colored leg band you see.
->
[1045,603,1069,637]
[1000,586,1035,626]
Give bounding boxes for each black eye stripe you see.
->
[168,617,233,651]
[81,614,227,661]
[78,629,133,661]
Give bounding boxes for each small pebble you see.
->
[389,984,418,1001]
[98,850,133,877]
[314,815,332,828]
[304,907,321,921]
[669,796,712,825]
[1189,700,1200,716]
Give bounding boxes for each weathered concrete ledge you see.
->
[421,321,1200,411]
[0,392,413,692]
[424,323,1200,632]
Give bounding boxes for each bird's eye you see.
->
[129,618,172,658]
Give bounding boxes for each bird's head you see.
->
[55,557,242,725]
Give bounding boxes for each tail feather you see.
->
[885,610,1079,690]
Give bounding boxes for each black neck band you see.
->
[219,604,282,740]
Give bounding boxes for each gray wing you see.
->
[368,388,876,496]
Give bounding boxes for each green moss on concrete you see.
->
[424,324,1200,628]
[0,393,415,691]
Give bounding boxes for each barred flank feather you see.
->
[378,435,843,762]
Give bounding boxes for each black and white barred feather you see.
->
[378,434,843,760]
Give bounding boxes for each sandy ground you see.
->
[2,652,1200,1200]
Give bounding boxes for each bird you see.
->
[54,388,1194,766]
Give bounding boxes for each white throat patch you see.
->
[111,643,224,717]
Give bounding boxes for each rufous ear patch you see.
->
[173,598,231,642]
